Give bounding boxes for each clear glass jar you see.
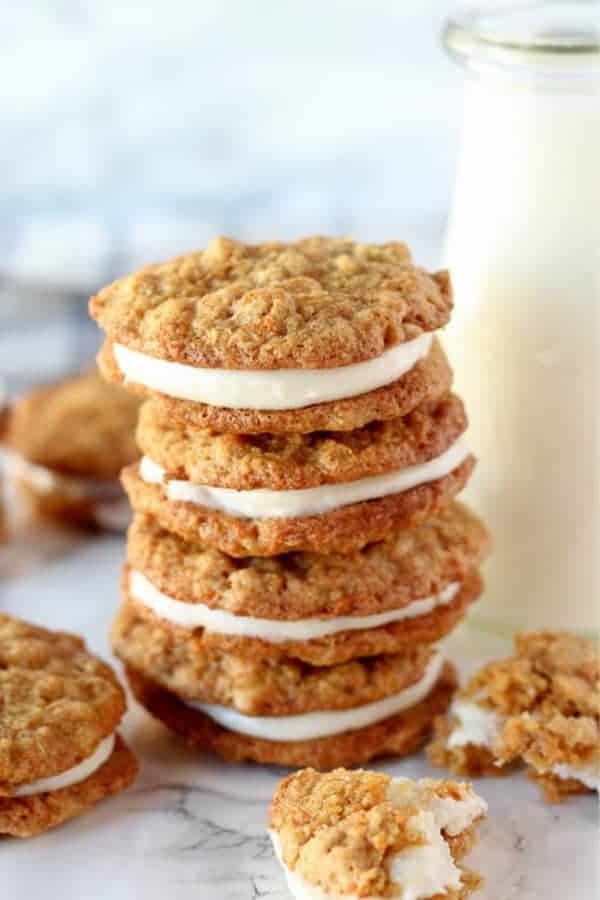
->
[443,2,600,634]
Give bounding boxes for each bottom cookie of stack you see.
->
[116,634,456,768]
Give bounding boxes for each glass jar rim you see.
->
[444,1,600,74]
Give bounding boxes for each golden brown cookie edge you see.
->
[0,734,138,838]
[121,455,475,557]
[126,661,457,769]
[119,568,482,666]
[98,337,454,433]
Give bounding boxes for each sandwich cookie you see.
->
[123,503,490,665]
[115,615,457,767]
[105,338,453,435]
[2,370,140,530]
[90,236,453,423]
[126,661,456,769]
[124,394,474,556]
[428,631,599,802]
[0,614,137,837]
[269,768,487,900]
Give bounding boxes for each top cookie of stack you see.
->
[91,236,474,557]
[92,235,450,428]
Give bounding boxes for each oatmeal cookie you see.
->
[3,370,140,530]
[126,503,489,622]
[111,608,438,715]
[126,661,458,769]
[4,370,139,481]
[269,768,486,899]
[428,631,599,802]
[121,455,475,557]
[121,562,483,666]
[90,236,452,370]
[0,614,137,837]
[136,393,467,491]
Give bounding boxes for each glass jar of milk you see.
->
[443,2,600,634]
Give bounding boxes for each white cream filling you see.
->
[387,811,462,900]
[386,779,488,838]
[130,570,460,640]
[2,448,123,501]
[448,701,600,791]
[139,438,469,520]
[2,448,63,494]
[269,779,486,900]
[550,762,600,791]
[13,734,115,797]
[114,333,434,411]
[386,783,486,900]
[446,699,503,750]
[186,650,444,741]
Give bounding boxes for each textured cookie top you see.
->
[0,614,126,791]
[461,631,599,719]
[481,633,599,774]
[137,393,466,490]
[111,604,436,715]
[270,768,485,898]
[500,709,599,774]
[90,237,452,369]
[127,503,489,619]
[5,370,140,480]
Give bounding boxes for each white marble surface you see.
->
[2,522,598,899]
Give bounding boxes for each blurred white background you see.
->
[1,0,463,288]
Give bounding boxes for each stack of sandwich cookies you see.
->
[2,370,140,530]
[90,236,489,767]
[0,614,138,837]
[428,631,599,802]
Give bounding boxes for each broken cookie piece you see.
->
[428,631,599,802]
[269,767,486,899]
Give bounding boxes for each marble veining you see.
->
[2,523,598,900]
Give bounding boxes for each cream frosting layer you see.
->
[13,734,116,797]
[270,779,486,900]
[448,700,600,791]
[129,569,460,641]
[186,650,444,741]
[139,438,470,520]
[386,778,487,838]
[2,448,123,501]
[271,823,458,900]
[550,762,600,791]
[114,333,434,410]
[386,811,463,900]
[446,699,503,750]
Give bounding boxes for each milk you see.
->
[444,35,600,633]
